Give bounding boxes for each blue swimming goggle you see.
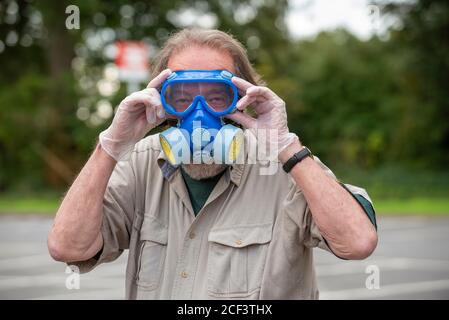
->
[159,70,244,166]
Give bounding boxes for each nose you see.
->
[194,97,204,110]
[192,99,206,118]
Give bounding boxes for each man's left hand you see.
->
[225,76,298,159]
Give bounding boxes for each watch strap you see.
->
[282,147,312,173]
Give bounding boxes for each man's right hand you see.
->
[99,68,172,161]
[48,70,172,262]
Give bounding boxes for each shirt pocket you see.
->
[136,216,168,291]
[207,223,272,298]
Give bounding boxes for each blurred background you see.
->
[0,0,448,299]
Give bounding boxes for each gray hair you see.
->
[151,28,264,86]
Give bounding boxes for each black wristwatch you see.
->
[282,147,312,173]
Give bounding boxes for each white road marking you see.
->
[0,274,123,290]
[0,254,56,271]
[0,253,127,275]
[33,288,125,300]
[316,256,449,276]
[320,279,449,299]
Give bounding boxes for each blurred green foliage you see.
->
[0,0,448,199]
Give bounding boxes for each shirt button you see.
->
[189,232,196,239]
[235,239,243,246]
[181,271,188,278]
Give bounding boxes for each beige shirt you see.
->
[73,133,373,300]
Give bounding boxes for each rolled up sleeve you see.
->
[69,159,136,273]
[283,156,377,255]
[283,180,332,253]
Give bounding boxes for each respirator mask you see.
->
[159,70,244,166]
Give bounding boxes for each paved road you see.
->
[0,215,448,299]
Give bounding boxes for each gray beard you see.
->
[181,163,228,180]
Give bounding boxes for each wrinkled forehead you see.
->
[167,46,236,73]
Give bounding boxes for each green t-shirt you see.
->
[180,168,376,229]
[181,168,224,216]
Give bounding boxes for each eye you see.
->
[175,98,190,104]
[207,94,227,103]
[173,97,192,111]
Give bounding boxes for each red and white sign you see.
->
[115,41,149,82]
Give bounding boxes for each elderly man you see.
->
[48,28,377,299]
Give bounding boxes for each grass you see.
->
[335,166,449,199]
[373,197,449,215]
[0,167,448,216]
[334,165,449,215]
[0,194,60,215]
[0,194,448,216]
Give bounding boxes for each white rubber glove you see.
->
[99,69,172,161]
[225,76,298,160]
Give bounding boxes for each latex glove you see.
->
[225,76,298,160]
[99,69,172,161]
